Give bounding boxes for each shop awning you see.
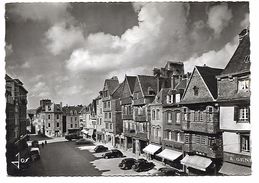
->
[143,144,161,155]
[219,162,251,176]
[157,149,182,162]
[181,155,212,171]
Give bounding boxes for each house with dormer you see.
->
[180,65,223,175]
[217,28,251,175]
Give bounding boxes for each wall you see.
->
[220,106,250,130]
[223,132,240,154]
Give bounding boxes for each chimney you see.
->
[60,102,62,107]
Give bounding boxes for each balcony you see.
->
[183,143,223,158]
[150,136,162,144]
[122,114,133,120]
[123,128,148,140]
[134,115,147,122]
[163,139,184,151]
[182,121,219,134]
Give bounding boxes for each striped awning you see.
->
[181,155,212,171]
[157,149,182,162]
[143,144,161,155]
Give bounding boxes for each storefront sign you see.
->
[224,152,251,167]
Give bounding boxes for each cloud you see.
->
[21,61,30,69]
[184,36,239,72]
[5,44,13,57]
[207,3,233,37]
[65,3,190,74]
[45,23,85,55]
[8,3,72,24]
[240,13,249,28]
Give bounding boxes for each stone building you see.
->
[62,105,83,134]
[217,28,251,175]
[180,66,223,175]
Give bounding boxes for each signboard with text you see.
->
[224,152,251,167]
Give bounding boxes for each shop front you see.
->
[157,148,183,170]
[219,152,251,176]
[143,143,162,160]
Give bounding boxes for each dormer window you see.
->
[175,94,181,103]
[244,55,250,63]
[193,86,199,96]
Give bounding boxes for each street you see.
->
[13,141,104,176]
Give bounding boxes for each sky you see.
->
[5,2,249,109]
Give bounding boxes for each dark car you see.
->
[75,138,94,145]
[65,128,83,141]
[94,145,108,153]
[31,140,39,148]
[118,158,137,170]
[152,167,177,176]
[132,159,155,172]
[102,149,124,159]
[30,147,40,161]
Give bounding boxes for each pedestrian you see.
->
[42,142,44,148]
[45,140,47,145]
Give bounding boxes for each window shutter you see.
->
[234,106,239,121]
[172,111,176,123]
[248,106,250,123]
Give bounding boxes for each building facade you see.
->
[96,95,105,142]
[217,28,251,175]
[62,105,83,134]
[180,66,223,175]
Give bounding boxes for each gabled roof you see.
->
[175,78,188,90]
[137,75,157,96]
[104,78,119,94]
[126,76,137,94]
[62,105,83,115]
[219,34,250,77]
[111,82,124,99]
[151,88,170,105]
[196,66,223,99]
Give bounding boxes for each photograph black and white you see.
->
[4,1,251,177]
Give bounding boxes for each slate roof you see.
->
[175,78,188,90]
[111,82,124,99]
[196,66,223,99]
[151,88,170,105]
[105,78,119,94]
[62,105,83,115]
[219,33,250,77]
[138,75,157,96]
[126,76,137,94]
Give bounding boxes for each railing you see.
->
[122,114,133,120]
[134,115,147,122]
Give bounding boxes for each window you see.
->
[152,110,155,120]
[238,79,250,91]
[166,95,171,104]
[244,55,250,63]
[194,111,199,121]
[183,108,188,121]
[195,135,201,144]
[104,101,107,108]
[193,86,199,96]
[110,123,112,130]
[239,107,249,121]
[105,123,109,129]
[48,123,50,127]
[71,117,73,122]
[48,115,51,119]
[139,123,144,132]
[199,111,203,121]
[176,112,181,124]
[70,124,73,128]
[100,118,102,125]
[75,117,77,121]
[176,132,181,142]
[208,107,213,122]
[156,109,160,120]
[57,114,59,119]
[105,112,107,119]
[75,124,77,128]
[175,94,181,103]
[100,108,102,114]
[57,122,59,127]
[109,112,111,119]
[240,134,250,152]
[167,112,172,123]
[201,136,206,145]
[185,135,190,143]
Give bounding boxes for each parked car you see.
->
[30,147,40,161]
[31,140,39,148]
[65,128,83,141]
[94,145,108,153]
[75,138,94,145]
[102,149,124,159]
[132,159,155,172]
[152,167,177,176]
[118,158,137,170]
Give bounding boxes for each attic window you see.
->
[244,55,250,63]
[193,86,199,96]
[148,87,155,95]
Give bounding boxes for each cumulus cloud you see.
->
[9,3,72,24]
[240,13,249,28]
[65,3,190,74]
[207,3,233,37]
[45,23,85,55]
[184,36,239,72]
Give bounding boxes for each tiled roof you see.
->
[62,105,83,115]
[196,66,223,99]
[220,34,250,76]
[126,76,137,94]
[138,75,157,96]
